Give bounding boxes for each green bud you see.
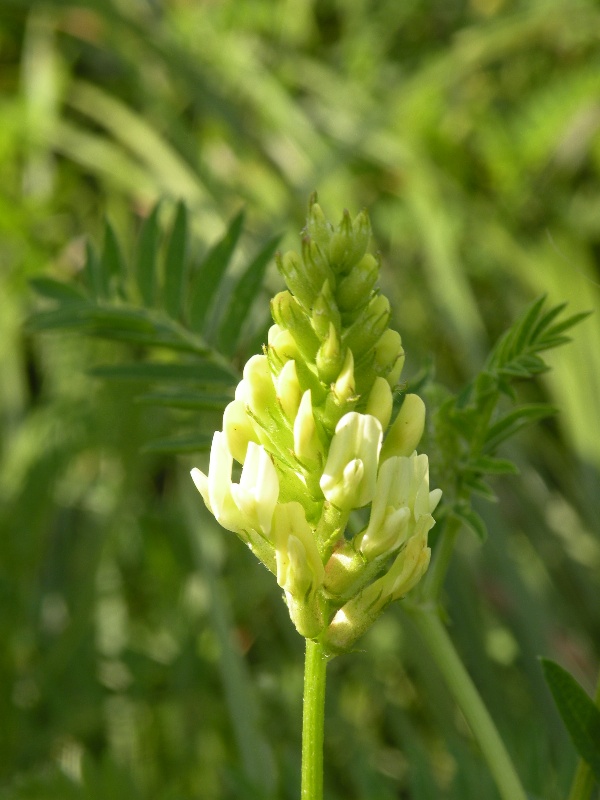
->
[305,196,333,252]
[276,251,314,309]
[267,324,301,371]
[373,329,405,386]
[380,394,425,461]
[332,348,356,406]
[336,253,379,314]
[301,236,336,292]
[271,290,320,363]
[343,294,390,360]
[311,280,341,341]
[316,323,344,385]
[328,209,371,273]
[365,377,393,431]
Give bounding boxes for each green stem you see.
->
[421,515,461,602]
[301,638,329,800]
[567,671,600,800]
[407,605,528,800]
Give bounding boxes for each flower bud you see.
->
[293,390,323,463]
[320,412,382,510]
[268,325,301,370]
[271,290,320,363]
[380,394,425,461]
[332,348,355,405]
[276,250,314,309]
[301,236,336,292]
[343,294,390,360]
[223,399,259,463]
[311,280,341,341]
[242,355,277,419]
[373,329,405,385]
[328,209,370,273]
[322,349,358,431]
[336,253,379,314]
[276,359,303,422]
[365,377,393,431]
[316,323,344,385]
[305,196,333,252]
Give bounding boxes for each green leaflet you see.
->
[163,200,188,320]
[28,203,275,453]
[188,210,245,332]
[136,201,161,306]
[216,234,281,356]
[541,658,600,783]
[432,296,587,544]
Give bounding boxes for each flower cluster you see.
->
[191,196,441,653]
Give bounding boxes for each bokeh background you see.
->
[1,1,599,798]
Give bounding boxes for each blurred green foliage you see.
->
[1,0,599,798]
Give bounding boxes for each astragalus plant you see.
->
[30,196,595,800]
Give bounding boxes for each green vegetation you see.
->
[1,1,599,798]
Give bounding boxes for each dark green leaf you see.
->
[136,201,161,306]
[514,294,546,354]
[30,277,87,304]
[546,310,593,338]
[89,361,237,385]
[541,658,600,781]
[188,210,245,331]
[216,234,280,356]
[136,390,232,409]
[530,300,567,342]
[26,305,156,333]
[467,456,519,475]
[163,200,188,319]
[462,476,498,502]
[452,506,488,541]
[102,219,126,297]
[83,240,107,299]
[142,434,213,454]
[484,404,557,452]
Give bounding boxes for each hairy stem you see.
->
[407,605,529,800]
[301,639,329,800]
